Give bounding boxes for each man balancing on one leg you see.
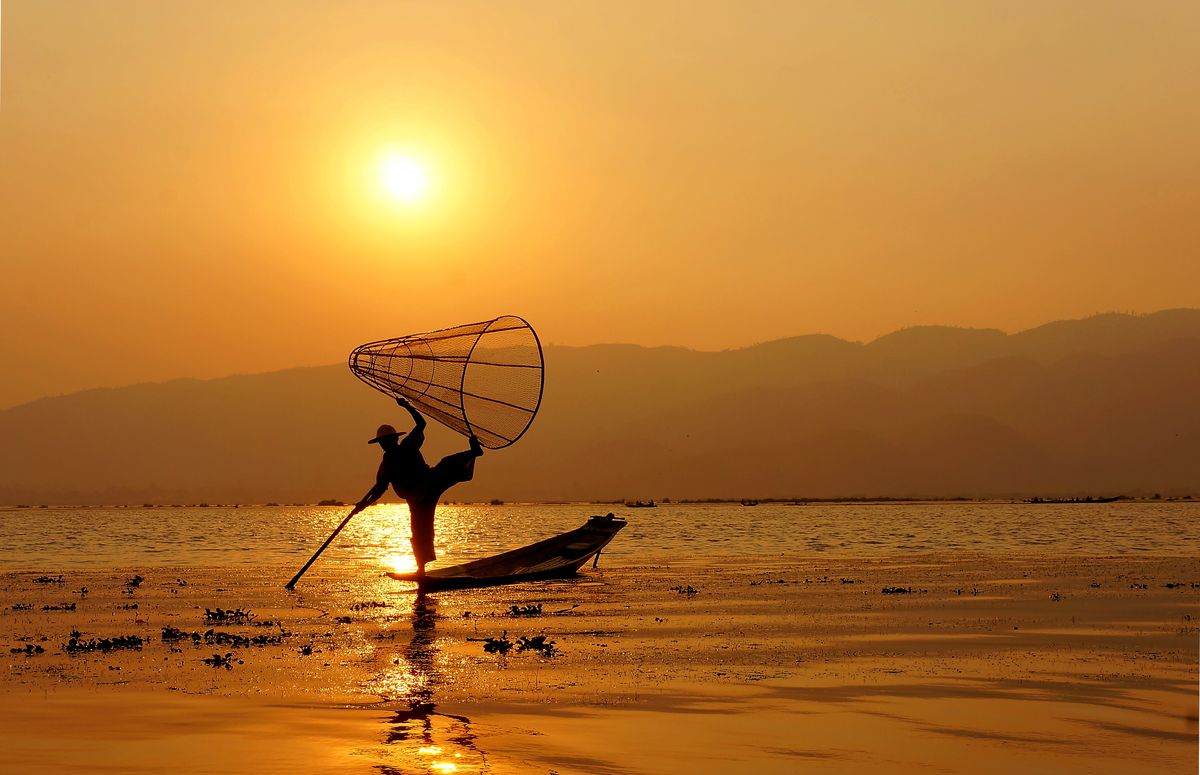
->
[354,397,484,579]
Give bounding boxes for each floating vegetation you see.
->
[10,644,45,656]
[33,575,63,584]
[163,626,281,648]
[1129,583,1148,590]
[516,635,559,657]
[334,616,353,624]
[508,604,543,617]
[478,632,560,658]
[350,601,389,611]
[671,585,699,596]
[203,652,243,669]
[203,607,255,625]
[299,643,316,656]
[65,634,145,653]
[161,626,192,642]
[210,630,280,648]
[42,602,77,611]
[10,603,33,611]
[118,603,139,610]
[1049,591,1064,602]
[125,575,144,589]
[881,587,912,595]
[75,587,89,597]
[482,633,513,655]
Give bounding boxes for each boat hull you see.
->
[387,514,627,592]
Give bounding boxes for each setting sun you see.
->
[376,152,431,204]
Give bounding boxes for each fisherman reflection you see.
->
[379,594,482,774]
[386,593,440,736]
[355,397,483,579]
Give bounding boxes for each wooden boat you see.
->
[626,500,656,508]
[387,514,627,591]
[1024,495,1122,504]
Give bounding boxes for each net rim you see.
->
[347,314,544,450]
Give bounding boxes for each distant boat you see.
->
[387,514,627,592]
[626,500,656,508]
[1024,496,1122,504]
[740,499,759,507]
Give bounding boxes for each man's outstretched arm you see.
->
[396,396,426,431]
[353,476,389,515]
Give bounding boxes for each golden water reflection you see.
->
[373,594,488,775]
[349,503,504,575]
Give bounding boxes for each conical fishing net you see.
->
[348,315,544,449]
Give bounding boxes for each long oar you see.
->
[285,505,363,590]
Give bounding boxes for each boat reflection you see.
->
[375,593,487,774]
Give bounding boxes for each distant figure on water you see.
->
[355,397,483,578]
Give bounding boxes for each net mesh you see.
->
[348,315,544,449]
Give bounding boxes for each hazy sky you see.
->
[2,1,1197,408]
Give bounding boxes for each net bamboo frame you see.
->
[348,315,544,449]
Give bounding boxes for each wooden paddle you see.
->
[285,504,363,590]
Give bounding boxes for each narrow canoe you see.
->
[387,513,627,592]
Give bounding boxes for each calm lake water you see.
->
[1,501,1197,572]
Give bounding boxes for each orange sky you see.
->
[1,1,1198,408]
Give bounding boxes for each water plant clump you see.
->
[508,603,543,617]
[482,633,513,654]
[65,634,145,653]
[203,607,256,625]
[163,626,281,648]
[350,601,389,611]
[161,626,192,642]
[203,652,243,669]
[10,644,45,655]
[516,634,559,657]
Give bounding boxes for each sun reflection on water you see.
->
[353,503,497,575]
[373,657,430,700]
[373,595,487,774]
[382,553,418,574]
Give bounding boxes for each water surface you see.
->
[1,501,1196,571]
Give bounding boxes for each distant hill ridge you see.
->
[1,309,1197,503]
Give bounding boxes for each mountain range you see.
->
[1,309,1197,504]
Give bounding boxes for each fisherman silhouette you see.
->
[355,397,483,579]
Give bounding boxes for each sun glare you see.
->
[383,552,418,574]
[377,152,431,204]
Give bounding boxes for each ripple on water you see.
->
[0,501,1196,570]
